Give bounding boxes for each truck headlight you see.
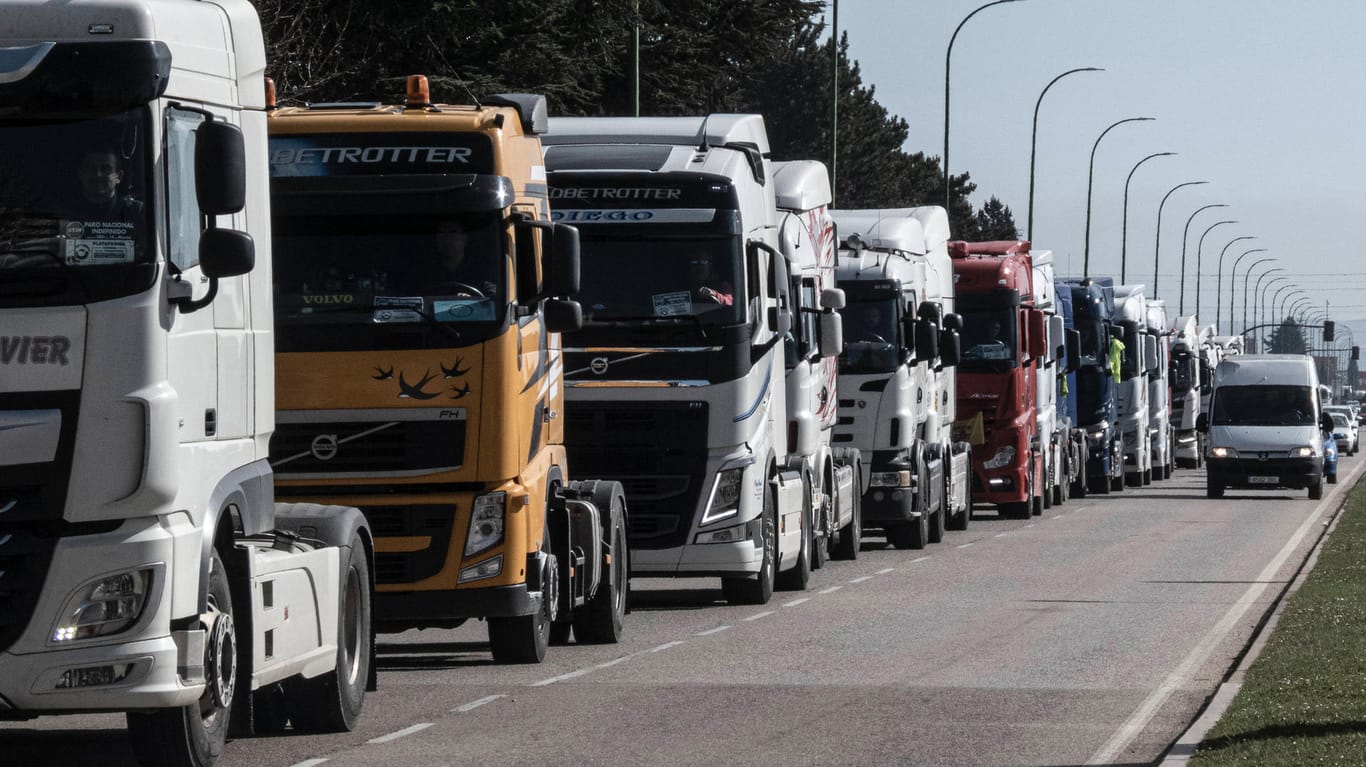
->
[1210,447,1238,458]
[702,467,746,525]
[52,569,153,643]
[1292,446,1316,458]
[869,470,911,487]
[983,446,1016,470]
[696,523,749,544]
[464,491,506,556]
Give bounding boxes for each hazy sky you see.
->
[830,0,1365,337]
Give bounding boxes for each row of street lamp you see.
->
[937,0,1310,337]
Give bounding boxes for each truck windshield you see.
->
[576,235,744,326]
[273,211,507,351]
[1075,319,1106,366]
[1212,385,1316,426]
[959,307,1018,372]
[0,110,152,273]
[1171,352,1196,392]
[838,298,900,373]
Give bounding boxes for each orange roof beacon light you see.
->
[405,74,431,108]
[264,76,277,109]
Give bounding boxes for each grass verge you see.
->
[1190,478,1366,765]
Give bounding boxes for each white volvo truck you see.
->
[1031,247,1070,506]
[1146,299,1174,479]
[0,2,373,765]
[1114,285,1154,485]
[543,116,809,604]
[772,161,862,561]
[830,209,968,549]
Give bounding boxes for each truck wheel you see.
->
[128,547,236,767]
[573,483,628,644]
[1328,472,1338,484]
[1090,475,1110,495]
[831,469,862,560]
[811,470,829,571]
[775,495,812,592]
[287,531,371,732]
[928,496,945,544]
[1309,479,1324,500]
[887,519,925,550]
[1110,472,1125,492]
[722,486,775,605]
[1041,457,1053,510]
[489,547,556,663]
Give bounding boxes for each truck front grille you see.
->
[565,402,708,550]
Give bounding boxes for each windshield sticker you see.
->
[653,290,692,317]
[63,220,135,265]
[373,295,423,323]
[434,299,495,322]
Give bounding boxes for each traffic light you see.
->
[1353,345,1360,361]
[1324,320,1335,342]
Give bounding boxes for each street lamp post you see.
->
[1214,236,1255,332]
[1178,204,1228,316]
[1028,66,1103,240]
[1120,151,1174,283]
[1084,116,1154,275]
[1152,181,1207,297]
[1191,221,1237,319]
[1258,277,1291,344]
[1228,247,1268,331]
[1276,288,1304,324]
[945,0,1026,210]
[1243,259,1278,333]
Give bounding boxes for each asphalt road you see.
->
[4,455,1360,767]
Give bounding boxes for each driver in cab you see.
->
[688,252,733,306]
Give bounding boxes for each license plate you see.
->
[1249,475,1279,484]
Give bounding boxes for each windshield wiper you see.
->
[279,301,462,343]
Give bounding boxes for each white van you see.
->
[1197,355,1330,499]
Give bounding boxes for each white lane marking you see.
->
[697,625,732,636]
[595,654,637,670]
[993,533,1009,538]
[783,597,810,607]
[289,760,329,767]
[530,666,594,687]
[1026,523,1037,528]
[744,610,776,621]
[877,567,896,574]
[957,542,975,549]
[368,723,433,745]
[1088,460,1360,764]
[452,694,504,713]
[819,585,843,594]
[652,640,686,652]
[1052,514,1066,519]
[849,576,873,583]
[911,556,931,563]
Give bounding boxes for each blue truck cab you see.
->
[1063,279,1125,494]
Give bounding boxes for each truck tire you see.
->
[831,469,862,560]
[573,481,628,644]
[775,493,812,592]
[722,486,775,605]
[287,530,371,732]
[488,545,556,663]
[127,546,236,767]
[1309,479,1324,500]
[889,460,930,549]
[811,469,829,571]
[947,457,971,531]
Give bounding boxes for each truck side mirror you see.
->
[821,287,846,311]
[1065,329,1082,373]
[543,298,582,333]
[195,120,247,216]
[1321,410,1335,433]
[819,311,843,358]
[942,312,963,332]
[1027,309,1047,361]
[939,329,961,367]
[918,302,943,326]
[199,228,254,278]
[1144,336,1159,374]
[914,318,939,363]
[1048,315,1065,363]
[543,223,580,297]
[1196,412,1209,433]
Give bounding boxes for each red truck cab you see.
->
[950,241,1048,518]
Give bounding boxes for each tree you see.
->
[1267,318,1308,355]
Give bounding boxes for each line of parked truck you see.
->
[0,2,1338,766]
